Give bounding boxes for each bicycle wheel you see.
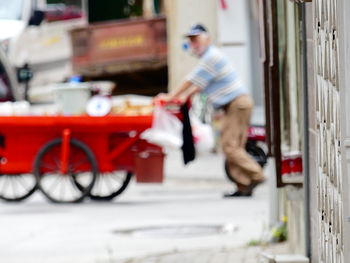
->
[224,160,238,184]
[34,138,98,203]
[225,142,267,183]
[245,141,268,167]
[0,173,37,202]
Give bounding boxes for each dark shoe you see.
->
[223,179,265,198]
[223,190,252,198]
[245,179,265,193]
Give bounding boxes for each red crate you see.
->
[135,150,165,183]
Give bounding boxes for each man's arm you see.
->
[182,85,201,101]
[157,80,201,103]
[167,80,193,101]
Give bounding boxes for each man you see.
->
[158,24,265,197]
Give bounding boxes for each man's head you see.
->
[185,24,211,57]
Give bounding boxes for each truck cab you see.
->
[0,0,86,101]
[0,47,19,101]
[0,0,35,42]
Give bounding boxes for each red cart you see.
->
[0,115,164,203]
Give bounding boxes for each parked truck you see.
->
[69,0,168,97]
[0,0,167,100]
[70,17,167,78]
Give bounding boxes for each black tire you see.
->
[0,173,37,202]
[88,171,133,201]
[225,142,267,183]
[224,160,238,184]
[34,138,98,203]
[245,141,268,167]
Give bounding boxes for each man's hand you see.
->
[154,93,184,105]
[154,80,199,105]
[154,93,171,104]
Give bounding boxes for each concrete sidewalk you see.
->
[112,247,261,263]
[0,150,272,263]
[111,243,289,263]
[164,150,227,181]
[108,151,275,263]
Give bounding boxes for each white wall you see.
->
[166,0,218,91]
[217,0,264,125]
[217,0,251,95]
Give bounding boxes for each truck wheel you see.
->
[0,173,37,202]
[34,138,98,203]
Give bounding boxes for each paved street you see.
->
[0,150,270,263]
[113,247,263,263]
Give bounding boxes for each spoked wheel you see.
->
[74,170,132,201]
[91,171,132,201]
[34,138,98,203]
[0,173,37,202]
[225,142,267,183]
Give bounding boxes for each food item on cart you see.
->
[0,101,62,116]
[111,99,153,116]
[89,81,115,96]
[0,102,14,115]
[29,103,60,116]
[13,101,30,115]
[0,101,31,116]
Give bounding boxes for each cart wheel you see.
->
[74,170,132,201]
[90,171,132,201]
[34,138,98,203]
[0,173,37,202]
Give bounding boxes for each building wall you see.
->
[336,0,350,260]
[276,1,302,153]
[217,0,251,94]
[269,0,349,260]
[275,1,306,254]
[218,0,264,125]
[285,186,306,255]
[166,0,218,91]
[311,0,344,261]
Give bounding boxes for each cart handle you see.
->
[153,97,183,106]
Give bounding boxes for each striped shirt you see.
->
[186,45,247,109]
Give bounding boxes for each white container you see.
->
[54,83,91,115]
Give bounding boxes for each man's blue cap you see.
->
[184,24,208,37]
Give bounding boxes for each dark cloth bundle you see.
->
[180,102,196,164]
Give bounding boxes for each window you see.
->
[0,0,24,20]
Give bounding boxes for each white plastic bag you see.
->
[190,113,215,154]
[141,105,183,148]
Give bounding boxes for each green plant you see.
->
[271,216,288,242]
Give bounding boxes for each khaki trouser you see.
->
[221,94,265,190]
